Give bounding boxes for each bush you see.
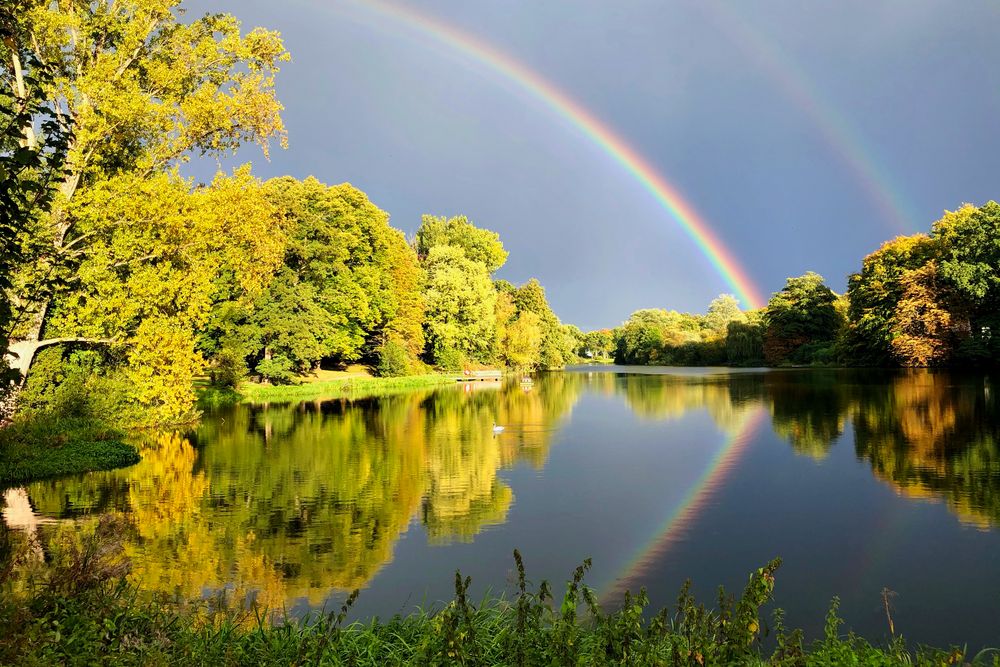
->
[210,345,247,388]
[375,340,410,377]
[254,354,297,384]
[433,346,464,372]
[17,348,141,426]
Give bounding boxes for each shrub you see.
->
[255,354,297,384]
[433,346,464,372]
[376,340,410,377]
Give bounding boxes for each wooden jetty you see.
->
[455,369,502,382]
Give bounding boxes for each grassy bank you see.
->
[0,522,981,666]
[0,415,139,485]
[226,373,455,404]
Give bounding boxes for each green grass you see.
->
[0,415,140,485]
[234,373,455,403]
[0,526,989,666]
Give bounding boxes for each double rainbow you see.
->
[334,0,765,309]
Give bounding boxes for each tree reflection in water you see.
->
[8,369,1000,608]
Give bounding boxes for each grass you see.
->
[0,415,140,485]
[231,373,455,404]
[0,521,989,666]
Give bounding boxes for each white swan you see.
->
[492,422,505,433]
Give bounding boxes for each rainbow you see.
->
[701,0,915,234]
[600,406,768,603]
[330,0,765,309]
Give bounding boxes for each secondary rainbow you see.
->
[332,0,765,309]
[601,406,768,603]
[702,0,915,234]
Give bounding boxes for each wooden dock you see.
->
[455,369,502,382]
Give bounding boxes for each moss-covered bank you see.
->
[0,416,139,485]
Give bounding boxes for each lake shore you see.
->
[0,415,139,486]
[203,372,457,405]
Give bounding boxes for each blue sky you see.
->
[183,0,1000,330]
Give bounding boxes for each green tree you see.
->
[933,202,1000,363]
[10,0,288,358]
[890,262,961,366]
[422,245,497,366]
[846,234,939,365]
[513,279,573,368]
[500,311,542,370]
[415,215,508,273]
[0,12,73,402]
[763,272,843,365]
[705,294,747,334]
[582,329,615,360]
[42,168,285,422]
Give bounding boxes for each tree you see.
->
[10,0,289,349]
[763,272,842,365]
[422,245,497,365]
[415,215,508,273]
[846,234,939,365]
[501,311,542,369]
[582,329,614,360]
[890,262,960,366]
[0,11,73,407]
[705,294,746,334]
[40,168,286,422]
[513,279,572,368]
[726,314,765,366]
[933,202,1000,362]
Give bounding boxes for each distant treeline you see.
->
[583,202,1000,368]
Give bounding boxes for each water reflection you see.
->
[4,368,1000,610]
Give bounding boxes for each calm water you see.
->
[5,367,1000,648]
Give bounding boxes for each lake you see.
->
[5,367,1000,649]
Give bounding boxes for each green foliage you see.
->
[727,318,765,366]
[433,345,465,372]
[706,294,747,334]
[846,234,939,366]
[580,329,615,360]
[0,536,977,666]
[255,354,298,385]
[415,214,508,273]
[17,347,141,426]
[0,413,137,484]
[422,245,497,365]
[0,13,74,395]
[376,340,411,378]
[763,272,843,365]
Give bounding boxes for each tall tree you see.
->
[422,245,497,367]
[933,202,1000,362]
[763,272,842,365]
[705,294,746,334]
[10,0,288,349]
[890,262,959,366]
[846,234,938,365]
[415,215,508,273]
[0,7,73,404]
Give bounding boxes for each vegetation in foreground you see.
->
[0,519,986,666]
